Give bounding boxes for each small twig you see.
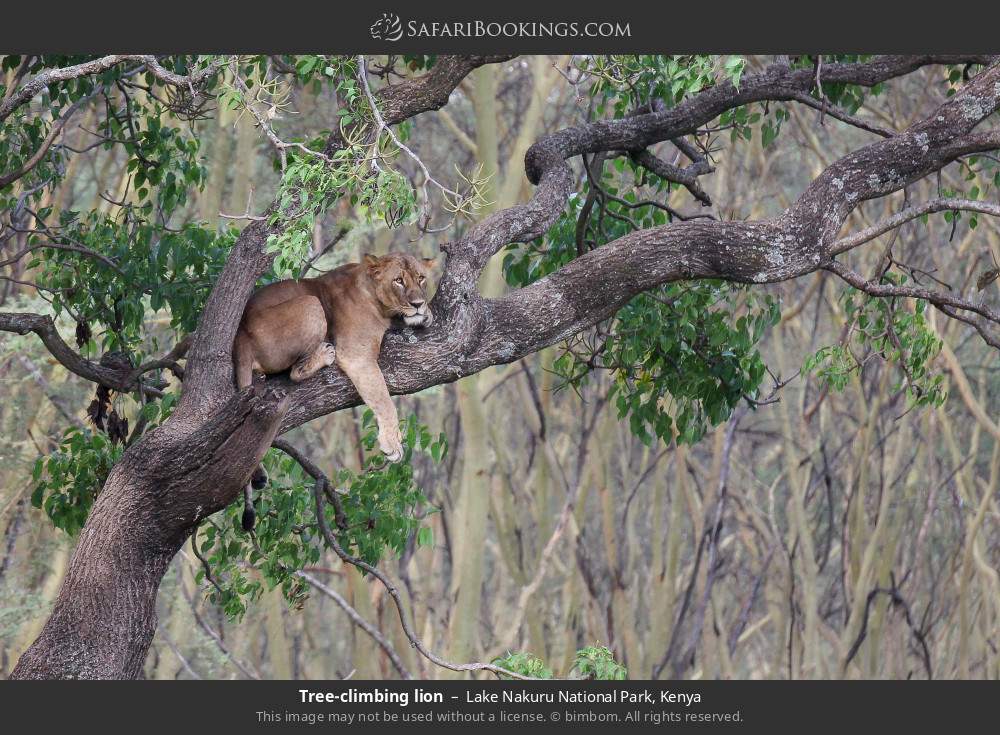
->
[825,261,1000,351]
[296,570,413,679]
[830,197,1000,256]
[272,436,539,679]
[228,59,333,172]
[177,550,262,680]
[356,55,476,225]
[189,526,225,598]
[789,90,896,138]
[843,579,933,679]
[219,184,265,221]
[312,479,537,680]
[159,630,202,680]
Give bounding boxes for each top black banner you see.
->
[3,2,1000,54]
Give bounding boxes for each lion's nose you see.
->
[409,299,425,308]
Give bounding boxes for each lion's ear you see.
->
[362,253,381,272]
[422,257,437,270]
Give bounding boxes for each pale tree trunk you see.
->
[263,587,293,679]
[346,569,381,678]
[444,64,502,672]
[225,115,258,218]
[445,56,565,671]
[198,102,236,226]
[3,363,69,667]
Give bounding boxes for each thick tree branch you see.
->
[322,55,516,155]
[437,56,996,306]
[272,60,1000,432]
[0,55,220,123]
[522,55,995,185]
[0,312,133,388]
[14,56,1000,432]
[0,93,94,188]
[180,56,516,415]
[631,147,714,206]
[11,54,1000,682]
[0,312,190,392]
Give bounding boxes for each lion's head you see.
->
[364,252,436,327]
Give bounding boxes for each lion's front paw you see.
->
[319,342,337,367]
[378,425,404,463]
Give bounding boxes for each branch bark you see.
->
[8,54,515,680]
[0,55,220,123]
[279,58,1000,433]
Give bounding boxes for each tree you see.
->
[2,53,999,679]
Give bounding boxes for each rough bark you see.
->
[8,54,513,680]
[283,58,1000,432]
[10,384,289,679]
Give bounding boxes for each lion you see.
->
[232,253,434,529]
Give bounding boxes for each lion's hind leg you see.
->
[233,330,257,389]
[289,342,337,382]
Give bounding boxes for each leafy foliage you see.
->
[491,651,554,680]
[35,213,234,350]
[266,150,414,277]
[222,56,415,275]
[30,393,178,535]
[803,280,946,408]
[493,645,626,680]
[579,55,743,116]
[194,448,320,619]
[9,53,975,646]
[193,411,445,620]
[31,428,123,535]
[12,55,459,625]
[334,411,446,566]
[505,195,779,447]
[6,55,228,358]
[572,645,628,680]
[602,285,778,445]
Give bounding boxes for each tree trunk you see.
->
[444,64,502,673]
[10,471,179,678]
[11,385,289,679]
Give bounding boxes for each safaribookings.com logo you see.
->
[369,13,631,41]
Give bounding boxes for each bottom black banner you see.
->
[0,680,994,732]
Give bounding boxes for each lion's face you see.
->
[364,253,436,327]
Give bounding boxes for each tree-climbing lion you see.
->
[234,252,435,461]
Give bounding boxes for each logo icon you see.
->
[370,13,403,41]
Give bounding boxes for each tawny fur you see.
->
[234,252,435,461]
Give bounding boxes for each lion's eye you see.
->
[394,277,404,286]
[419,276,426,284]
